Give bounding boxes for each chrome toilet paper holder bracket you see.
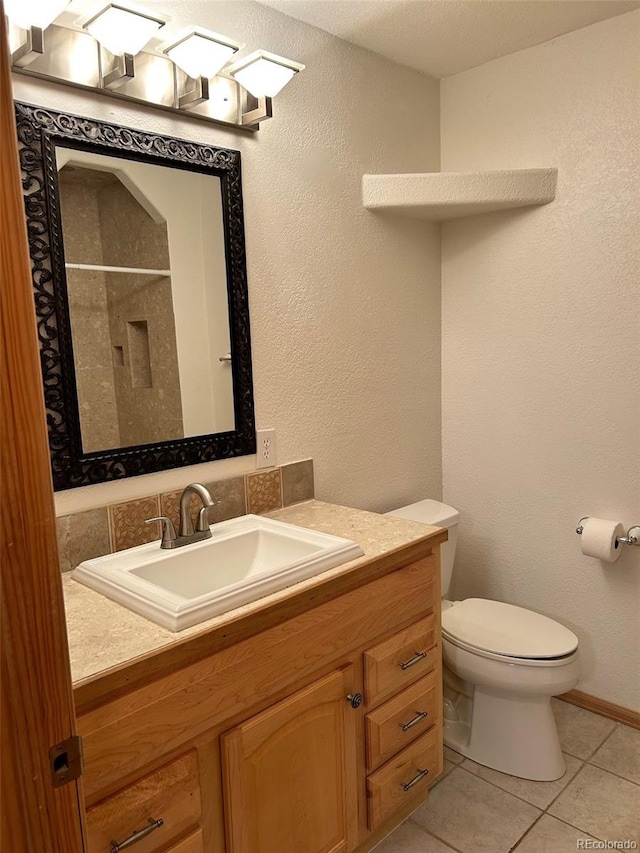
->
[576,518,640,546]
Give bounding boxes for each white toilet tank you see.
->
[385,499,459,596]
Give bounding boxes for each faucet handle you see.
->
[145,516,177,548]
[195,503,220,533]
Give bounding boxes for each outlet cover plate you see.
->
[256,429,276,469]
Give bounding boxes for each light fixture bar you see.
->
[11,26,45,68]
[178,77,210,110]
[102,52,135,89]
[10,18,303,132]
[241,96,273,128]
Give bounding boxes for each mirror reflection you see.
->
[56,148,235,453]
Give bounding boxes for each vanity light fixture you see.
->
[227,50,305,98]
[5,0,71,66]
[165,27,242,110]
[84,3,165,88]
[165,28,242,80]
[4,0,71,30]
[9,3,305,131]
[84,3,165,57]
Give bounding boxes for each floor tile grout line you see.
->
[454,757,572,813]
[582,720,620,763]
[455,761,545,810]
[585,757,640,787]
[447,717,637,800]
[406,819,465,853]
[416,765,544,851]
[508,810,547,852]
[544,764,630,845]
[544,811,609,844]
[541,759,587,814]
[404,754,637,853]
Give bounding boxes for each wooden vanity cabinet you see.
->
[76,541,444,853]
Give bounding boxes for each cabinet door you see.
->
[222,667,358,853]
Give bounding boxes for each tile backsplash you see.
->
[56,460,314,572]
[109,495,160,552]
[245,468,283,515]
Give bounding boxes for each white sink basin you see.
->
[72,514,364,631]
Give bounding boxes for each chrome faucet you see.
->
[145,483,219,549]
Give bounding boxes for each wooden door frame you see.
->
[0,7,85,850]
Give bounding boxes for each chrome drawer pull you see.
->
[111,818,164,852]
[401,768,429,792]
[400,710,429,732]
[398,651,427,671]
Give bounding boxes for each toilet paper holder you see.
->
[576,518,640,546]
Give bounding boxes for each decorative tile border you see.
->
[57,461,313,571]
[108,496,160,552]
[245,468,283,515]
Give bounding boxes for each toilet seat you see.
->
[442,598,578,662]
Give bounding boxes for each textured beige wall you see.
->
[14,0,442,516]
[440,11,640,708]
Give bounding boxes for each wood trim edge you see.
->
[558,690,640,730]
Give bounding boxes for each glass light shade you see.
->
[85,4,164,56]
[4,0,71,30]
[228,50,304,99]
[166,30,241,80]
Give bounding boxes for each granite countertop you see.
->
[63,500,442,685]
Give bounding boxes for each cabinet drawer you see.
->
[166,830,204,853]
[366,671,438,771]
[86,751,201,853]
[364,615,437,707]
[367,727,441,830]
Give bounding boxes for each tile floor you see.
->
[374,699,640,853]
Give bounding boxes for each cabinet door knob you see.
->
[346,692,363,709]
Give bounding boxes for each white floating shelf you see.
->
[362,169,558,221]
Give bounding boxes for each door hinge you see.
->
[49,735,83,788]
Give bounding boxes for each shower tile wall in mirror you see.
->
[16,103,255,489]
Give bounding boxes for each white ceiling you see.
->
[258,0,640,78]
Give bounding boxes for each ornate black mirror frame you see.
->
[15,102,256,490]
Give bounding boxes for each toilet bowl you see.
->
[386,499,579,781]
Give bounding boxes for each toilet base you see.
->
[444,684,566,781]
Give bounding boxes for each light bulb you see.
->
[84,4,164,56]
[227,50,304,99]
[4,0,71,30]
[166,29,241,80]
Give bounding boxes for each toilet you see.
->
[386,499,580,782]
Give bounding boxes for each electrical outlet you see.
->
[256,429,276,469]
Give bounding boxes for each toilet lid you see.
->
[442,598,579,659]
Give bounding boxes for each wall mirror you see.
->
[16,103,255,490]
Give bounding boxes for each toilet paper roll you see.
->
[580,517,625,562]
